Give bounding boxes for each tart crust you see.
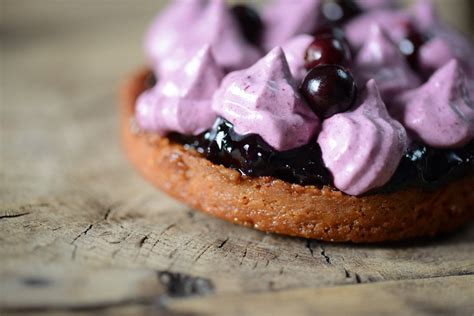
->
[120,69,474,242]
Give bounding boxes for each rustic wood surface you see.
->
[1,1,474,315]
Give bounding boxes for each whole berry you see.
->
[300,65,357,118]
[304,36,351,69]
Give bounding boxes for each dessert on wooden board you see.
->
[121,0,474,242]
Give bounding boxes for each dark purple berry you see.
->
[321,0,362,24]
[231,5,263,45]
[300,65,357,118]
[398,23,426,70]
[304,36,351,69]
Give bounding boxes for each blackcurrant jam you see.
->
[169,117,474,194]
[169,118,333,187]
[377,142,474,193]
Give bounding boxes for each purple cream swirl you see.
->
[136,45,223,136]
[418,38,454,76]
[144,0,207,76]
[317,80,407,195]
[344,8,411,50]
[145,0,261,77]
[411,0,437,31]
[194,0,262,72]
[262,0,322,51]
[212,47,319,151]
[391,60,474,148]
[354,24,421,98]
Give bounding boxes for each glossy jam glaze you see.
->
[168,116,473,193]
[378,142,474,193]
[169,117,332,186]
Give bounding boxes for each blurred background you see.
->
[421,0,473,38]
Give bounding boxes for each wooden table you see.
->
[2,1,473,315]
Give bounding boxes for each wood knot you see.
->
[157,271,214,298]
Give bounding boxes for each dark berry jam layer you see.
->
[168,118,474,193]
[169,118,332,187]
[379,142,474,194]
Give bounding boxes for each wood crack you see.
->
[138,235,149,248]
[306,240,331,264]
[70,224,94,260]
[217,237,229,249]
[319,244,331,264]
[103,209,112,221]
[145,239,161,259]
[305,240,314,257]
[194,244,212,262]
[239,245,248,266]
[71,224,93,244]
[0,212,30,220]
[344,268,362,284]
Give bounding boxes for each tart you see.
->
[121,0,474,242]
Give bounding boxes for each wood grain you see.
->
[1,1,474,315]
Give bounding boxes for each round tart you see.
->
[121,69,474,243]
[122,0,474,242]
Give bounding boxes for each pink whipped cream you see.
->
[411,0,436,30]
[281,35,315,83]
[418,38,454,76]
[262,0,321,51]
[318,80,407,195]
[145,0,261,76]
[391,60,474,148]
[354,24,421,98]
[212,47,319,151]
[136,45,223,135]
[344,8,411,50]
[145,0,207,76]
